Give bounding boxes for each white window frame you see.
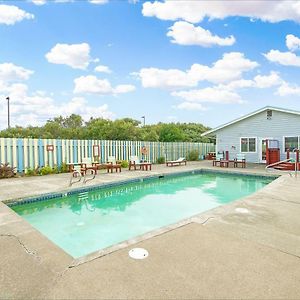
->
[283,136,300,153]
[240,137,257,153]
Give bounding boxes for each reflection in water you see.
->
[13,173,273,258]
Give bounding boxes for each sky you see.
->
[1,0,300,129]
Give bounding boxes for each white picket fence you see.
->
[0,138,215,172]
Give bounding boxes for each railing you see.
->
[265,154,298,178]
[69,167,96,187]
[293,149,299,178]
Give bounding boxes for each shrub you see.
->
[59,162,69,173]
[25,167,39,176]
[120,160,129,168]
[156,156,165,164]
[187,150,199,161]
[0,163,16,179]
[39,166,53,176]
[53,165,60,174]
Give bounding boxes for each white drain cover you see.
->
[235,208,250,214]
[129,248,149,260]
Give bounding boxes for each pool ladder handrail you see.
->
[69,169,82,186]
[83,169,96,184]
[69,167,96,186]
[293,148,299,178]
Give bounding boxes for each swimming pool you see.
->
[11,172,273,258]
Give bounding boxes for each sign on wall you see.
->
[46,145,54,152]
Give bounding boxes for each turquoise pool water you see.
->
[12,172,273,258]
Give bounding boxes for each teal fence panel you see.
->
[0,138,215,173]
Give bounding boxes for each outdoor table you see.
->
[106,164,121,173]
[140,162,152,171]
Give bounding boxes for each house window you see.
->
[284,136,299,152]
[241,137,256,153]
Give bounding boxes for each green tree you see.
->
[140,126,159,141]
[0,114,213,143]
[158,123,185,142]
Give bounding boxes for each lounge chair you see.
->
[212,153,224,167]
[129,156,152,171]
[106,156,121,173]
[234,153,246,168]
[81,157,98,175]
[166,157,187,167]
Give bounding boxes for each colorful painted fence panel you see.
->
[0,138,215,172]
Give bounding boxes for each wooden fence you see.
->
[0,138,215,172]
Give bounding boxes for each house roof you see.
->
[201,106,300,136]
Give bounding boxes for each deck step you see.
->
[273,162,297,171]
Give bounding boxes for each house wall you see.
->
[215,110,300,163]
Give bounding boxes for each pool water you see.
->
[12,172,273,258]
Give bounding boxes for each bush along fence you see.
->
[0,138,215,173]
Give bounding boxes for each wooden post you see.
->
[296,150,299,163]
[225,151,229,160]
[287,149,290,160]
[266,139,269,165]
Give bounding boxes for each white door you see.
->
[259,137,273,163]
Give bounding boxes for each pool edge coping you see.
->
[4,168,279,207]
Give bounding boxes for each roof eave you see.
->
[201,106,300,137]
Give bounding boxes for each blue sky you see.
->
[1,0,300,129]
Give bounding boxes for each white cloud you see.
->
[114,84,136,94]
[54,0,74,2]
[0,63,34,82]
[264,49,300,66]
[172,86,243,104]
[142,0,300,23]
[253,71,282,88]
[137,52,258,89]
[45,43,92,69]
[189,52,258,84]
[88,0,108,4]
[58,97,114,120]
[31,0,47,5]
[94,65,112,74]
[276,82,300,96]
[176,102,207,111]
[74,76,112,94]
[219,71,282,91]
[73,75,135,95]
[167,21,235,47]
[0,4,34,25]
[286,34,300,52]
[31,0,76,4]
[138,67,198,89]
[0,84,114,128]
[222,79,254,90]
[31,0,110,3]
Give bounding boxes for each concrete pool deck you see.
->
[1,161,300,299]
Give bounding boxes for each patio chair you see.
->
[81,157,98,175]
[234,153,246,168]
[212,153,224,167]
[128,155,152,171]
[166,157,187,167]
[106,156,121,173]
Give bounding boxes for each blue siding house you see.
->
[202,106,300,163]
